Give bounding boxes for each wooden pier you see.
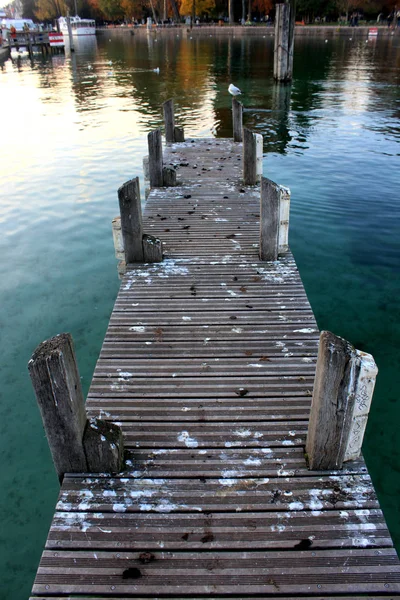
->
[29,113,400,597]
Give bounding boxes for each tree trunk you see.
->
[229,0,234,23]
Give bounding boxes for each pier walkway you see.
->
[30,138,400,598]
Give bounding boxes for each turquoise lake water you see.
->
[0,30,399,599]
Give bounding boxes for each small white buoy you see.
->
[153,67,160,74]
[87,64,92,70]
[109,39,111,42]
[228,83,241,96]
[349,37,352,40]
[325,39,328,43]
[107,70,113,76]
[108,60,112,65]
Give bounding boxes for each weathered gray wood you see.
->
[232,97,243,142]
[174,126,185,142]
[274,2,294,82]
[243,127,257,185]
[344,350,378,462]
[260,176,280,261]
[162,165,177,187]
[117,177,144,263]
[163,99,175,143]
[82,418,124,473]
[148,129,163,188]
[142,155,149,180]
[142,234,163,262]
[111,216,124,261]
[306,331,359,470]
[28,333,88,481]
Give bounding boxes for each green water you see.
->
[0,31,399,599]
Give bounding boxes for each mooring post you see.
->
[306,331,378,470]
[232,97,243,142]
[163,99,175,143]
[143,234,163,262]
[117,177,144,263]
[148,129,163,187]
[28,333,124,482]
[260,177,280,261]
[243,127,257,185]
[28,333,88,481]
[174,126,185,142]
[163,165,177,186]
[66,16,75,52]
[274,2,295,82]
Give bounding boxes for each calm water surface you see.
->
[1,31,399,599]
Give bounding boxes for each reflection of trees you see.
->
[92,32,216,129]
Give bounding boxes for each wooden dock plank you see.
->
[30,136,400,598]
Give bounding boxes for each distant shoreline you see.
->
[96,24,400,37]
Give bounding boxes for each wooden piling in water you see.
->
[306,331,377,470]
[28,333,88,482]
[232,97,243,142]
[163,99,185,143]
[163,99,175,143]
[28,333,124,482]
[260,176,280,261]
[148,129,163,187]
[117,177,144,263]
[274,2,295,82]
[243,127,257,185]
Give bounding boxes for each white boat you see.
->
[58,16,96,36]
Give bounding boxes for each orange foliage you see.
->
[252,0,272,15]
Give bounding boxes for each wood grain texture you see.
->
[232,97,243,142]
[148,129,163,188]
[117,177,144,263]
[163,99,175,143]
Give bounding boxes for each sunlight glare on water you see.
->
[0,30,399,599]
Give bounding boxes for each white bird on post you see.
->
[228,83,242,96]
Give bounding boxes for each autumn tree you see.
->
[22,0,37,19]
[35,0,68,19]
[179,0,215,17]
[252,0,272,16]
[97,0,124,19]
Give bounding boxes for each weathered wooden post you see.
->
[163,99,185,143]
[243,127,257,185]
[232,97,243,142]
[163,99,175,143]
[274,2,295,82]
[66,16,75,52]
[306,331,378,471]
[174,126,185,142]
[162,165,177,186]
[260,177,280,261]
[148,129,163,187]
[117,177,144,263]
[142,234,163,262]
[28,333,124,482]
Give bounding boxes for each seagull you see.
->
[228,83,241,96]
